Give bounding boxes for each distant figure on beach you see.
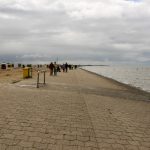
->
[75,65,77,69]
[62,64,65,72]
[65,62,68,72]
[49,62,54,76]
[54,62,57,76]
[57,65,61,72]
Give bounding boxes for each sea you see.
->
[82,65,150,93]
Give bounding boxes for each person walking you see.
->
[62,64,65,72]
[49,62,54,76]
[54,62,57,76]
[65,62,68,72]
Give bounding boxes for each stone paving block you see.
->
[64,135,76,141]
[36,132,50,139]
[96,137,103,143]
[0,139,20,146]
[84,141,98,148]
[140,141,150,148]
[71,131,83,136]
[82,130,95,137]
[143,137,150,142]
[77,135,90,142]
[120,135,132,140]
[24,131,38,137]
[78,146,99,150]
[112,144,125,150]
[103,138,116,144]
[47,144,63,150]
[7,145,23,150]
[29,136,42,142]
[56,139,70,146]
[34,127,46,133]
[51,134,64,140]
[8,122,18,126]
[69,140,85,146]
[18,141,33,148]
[112,131,122,136]
[1,133,15,139]
[9,126,23,130]
[23,148,37,150]
[15,135,29,141]
[131,136,142,141]
[33,142,48,149]
[134,133,145,138]
[128,140,140,146]
[125,145,139,150]
[116,139,129,145]
[20,123,31,127]
[62,145,78,150]
[23,127,34,132]
[0,129,13,134]
[96,133,108,138]
[139,146,150,150]
[12,130,25,136]
[89,137,97,142]
[0,144,7,150]
[59,130,72,136]
[108,134,119,139]
[42,138,56,144]
[98,142,112,149]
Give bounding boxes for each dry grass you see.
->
[0,68,41,83]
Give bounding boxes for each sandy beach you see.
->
[0,68,150,150]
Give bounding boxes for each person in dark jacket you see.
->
[49,62,54,76]
[65,62,68,72]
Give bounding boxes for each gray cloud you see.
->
[0,0,150,64]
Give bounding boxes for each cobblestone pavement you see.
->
[0,69,149,150]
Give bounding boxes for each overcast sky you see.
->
[0,0,150,64]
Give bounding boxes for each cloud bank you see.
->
[0,0,150,64]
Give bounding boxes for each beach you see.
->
[0,68,150,150]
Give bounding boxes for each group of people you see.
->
[48,62,69,76]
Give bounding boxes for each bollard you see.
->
[37,70,46,88]
[44,71,46,84]
[37,71,40,88]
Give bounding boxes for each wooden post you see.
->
[44,71,46,84]
[37,71,40,88]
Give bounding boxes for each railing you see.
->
[37,70,46,88]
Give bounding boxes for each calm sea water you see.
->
[82,66,150,93]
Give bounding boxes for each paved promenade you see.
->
[0,69,150,150]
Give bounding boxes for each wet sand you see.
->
[0,68,149,149]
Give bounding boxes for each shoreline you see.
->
[81,68,150,100]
